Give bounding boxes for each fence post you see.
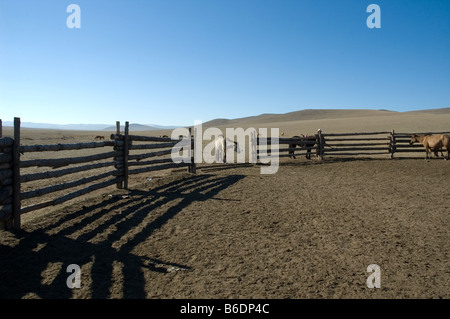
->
[317,129,324,160]
[115,121,123,189]
[0,119,2,138]
[12,117,21,230]
[188,127,196,174]
[390,129,396,159]
[123,121,130,189]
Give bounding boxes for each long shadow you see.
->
[0,173,245,299]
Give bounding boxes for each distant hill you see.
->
[2,121,179,131]
[203,109,398,127]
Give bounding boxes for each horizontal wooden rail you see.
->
[0,153,12,164]
[0,204,12,220]
[0,169,12,181]
[111,134,182,143]
[325,152,389,156]
[0,137,14,148]
[325,137,389,141]
[325,147,389,152]
[326,142,389,147]
[322,132,390,136]
[126,149,173,161]
[21,151,120,168]
[20,141,117,153]
[129,142,178,150]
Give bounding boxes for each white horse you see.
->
[215,135,240,163]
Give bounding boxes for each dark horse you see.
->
[289,135,317,159]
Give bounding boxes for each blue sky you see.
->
[1,0,449,126]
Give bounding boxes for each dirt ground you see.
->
[0,158,449,299]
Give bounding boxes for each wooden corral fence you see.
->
[0,117,448,230]
[263,130,450,160]
[0,118,193,230]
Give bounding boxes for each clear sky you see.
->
[1,0,449,126]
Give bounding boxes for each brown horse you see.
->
[409,134,450,160]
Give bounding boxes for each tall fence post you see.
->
[390,130,396,159]
[115,121,123,189]
[317,129,324,160]
[188,127,196,174]
[123,121,130,189]
[12,117,21,229]
[0,119,2,138]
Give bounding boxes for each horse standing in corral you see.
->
[409,134,450,160]
[215,135,240,163]
[94,135,105,140]
[289,135,317,159]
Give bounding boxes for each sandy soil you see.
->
[1,158,448,299]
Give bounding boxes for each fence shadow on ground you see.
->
[0,173,245,299]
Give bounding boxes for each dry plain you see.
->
[0,109,449,299]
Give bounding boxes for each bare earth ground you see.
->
[0,158,449,299]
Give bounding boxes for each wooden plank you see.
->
[115,121,122,189]
[322,132,390,136]
[326,143,389,147]
[123,121,129,189]
[324,147,389,152]
[20,161,116,183]
[119,158,175,167]
[116,121,120,135]
[0,163,11,170]
[0,178,12,187]
[326,152,389,156]
[20,141,116,153]
[20,151,120,168]
[129,142,178,150]
[395,131,450,137]
[0,168,13,181]
[0,137,13,148]
[0,186,13,204]
[12,117,21,229]
[0,152,12,164]
[0,204,12,220]
[112,134,181,143]
[325,137,389,141]
[21,170,120,200]
[393,149,428,153]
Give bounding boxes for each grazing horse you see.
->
[409,134,450,160]
[289,135,317,159]
[94,135,105,140]
[215,135,240,163]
